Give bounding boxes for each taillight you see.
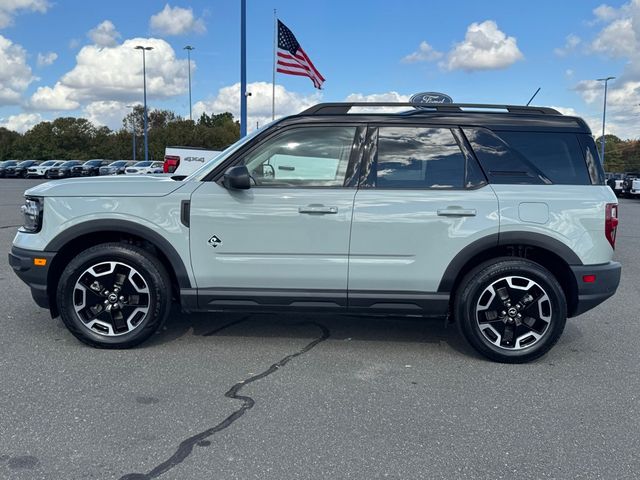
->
[164,155,180,173]
[605,203,619,249]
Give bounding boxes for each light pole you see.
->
[597,76,615,165]
[125,104,137,161]
[184,46,194,121]
[135,45,153,162]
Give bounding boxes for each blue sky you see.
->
[0,0,638,138]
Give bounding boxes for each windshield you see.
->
[187,123,273,181]
[109,161,126,166]
[85,160,103,166]
[133,161,152,167]
[18,161,34,166]
[61,161,79,167]
[2,161,18,166]
[40,160,56,166]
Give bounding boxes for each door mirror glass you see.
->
[223,165,251,190]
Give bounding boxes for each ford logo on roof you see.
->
[410,92,453,107]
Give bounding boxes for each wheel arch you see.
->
[45,220,192,317]
[439,232,581,317]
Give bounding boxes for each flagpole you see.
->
[272,9,277,121]
[240,0,247,137]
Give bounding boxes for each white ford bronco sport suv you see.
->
[9,102,621,363]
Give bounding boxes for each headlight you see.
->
[20,197,43,233]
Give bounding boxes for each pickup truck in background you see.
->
[163,146,221,176]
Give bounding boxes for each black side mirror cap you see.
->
[223,165,251,190]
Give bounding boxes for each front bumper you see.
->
[8,246,57,310]
[569,261,621,317]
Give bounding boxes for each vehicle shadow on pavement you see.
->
[142,305,480,360]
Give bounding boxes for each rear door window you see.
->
[373,127,466,189]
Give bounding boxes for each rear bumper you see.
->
[8,246,57,310]
[569,261,621,317]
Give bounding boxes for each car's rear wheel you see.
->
[455,258,567,363]
[57,243,172,348]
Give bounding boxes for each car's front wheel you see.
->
[56,243,172,348]
[455,258,567,363]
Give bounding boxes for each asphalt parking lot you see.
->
[1,178,639,480]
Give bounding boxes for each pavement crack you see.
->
[119,321,330,480]
[202,315,251,337]
[0,224,20,229]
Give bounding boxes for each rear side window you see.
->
[464,128,592,185]
[374,127,465,189]
[497,131,590,185]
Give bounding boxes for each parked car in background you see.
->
[0,160,18,178]
[83,160,111,176]
[27,160,65,178]
[621,173,640,197]
[72,160,110,177]
[164,147,221,175]
[125,161,164,175]
[5,160,39,178]
[47,160,82,179]
[630,177,640,198]
[99,160,135,176]
[606,172,624,196]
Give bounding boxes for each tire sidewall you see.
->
[57,244,170,348]
[456,259,567,363]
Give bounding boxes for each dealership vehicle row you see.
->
[0,159,164,178]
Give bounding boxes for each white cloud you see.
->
[0,112,42,132]
[36,51,57,67]
[88,20,121,48]
[194,82,320,131]
[590,18,636,57]
[402,41,442,63]
[0,34,34,105]
[554,34,581,56]
[84,100,133,129]
[444,20,523,72]
[593,4,621,22]
[0,0,49,29]
[29,37,189,110]
[150,4,205,36]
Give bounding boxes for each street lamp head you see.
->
[135,45,154,51]
[596,76,616,82]
[184,45,195,51]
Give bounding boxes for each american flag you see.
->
[276,20,325,89]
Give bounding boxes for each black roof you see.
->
[280,102,591,133]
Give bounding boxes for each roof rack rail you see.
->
[300,102,561,116]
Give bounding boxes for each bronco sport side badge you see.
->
[208,235,222,248]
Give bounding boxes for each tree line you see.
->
[0,106,240,161]
[597,135,640,173]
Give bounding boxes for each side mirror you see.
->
[223,165,251,190]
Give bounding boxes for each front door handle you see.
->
[299,204,338,214]
[437,207,477,217]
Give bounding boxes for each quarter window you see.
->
[241,126,357,187]
[374,127,466,189]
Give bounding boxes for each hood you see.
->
[25,174,187,197]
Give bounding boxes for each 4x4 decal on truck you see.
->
[208,235,222,248]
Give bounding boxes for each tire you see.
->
[56,242,172,348]
[455,257,567,363]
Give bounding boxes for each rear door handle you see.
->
[299,204,338,214]
[437,208,477,217]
